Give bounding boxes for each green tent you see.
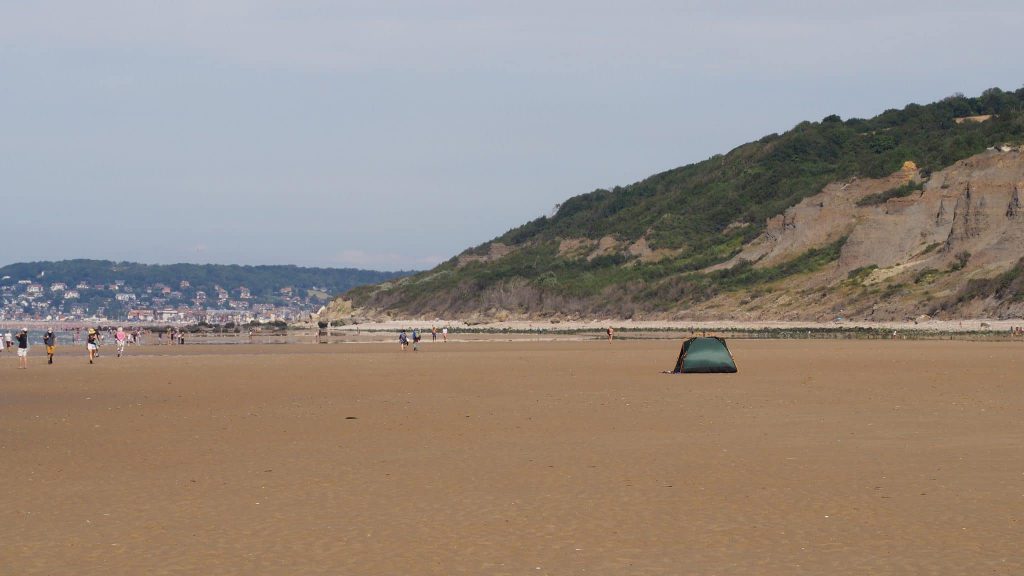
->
[671,337,737,373]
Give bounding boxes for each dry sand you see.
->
[1,339,1021,575]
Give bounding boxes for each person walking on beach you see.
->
[115,327,127,357]
[412,328,421,351]
[442,327,448,342]
[431,326,437,342]
[86,328,99,364]
[16,328,29,368]
[399,330,409,351]
[4,330,12,350]
[607,326,615,342]
[43,328,56,364]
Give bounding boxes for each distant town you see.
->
[1,276,323,325]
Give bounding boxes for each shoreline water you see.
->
[328,317,1024,334]
[4,317,1024,344]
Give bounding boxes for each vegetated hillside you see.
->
[343,88,1024,322]
[1,260,408,302]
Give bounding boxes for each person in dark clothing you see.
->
[43,329,56,364]
[16,328,29,369]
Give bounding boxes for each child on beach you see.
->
[399,330,409,351]
[87,328,99,364]
[115,327,127,357]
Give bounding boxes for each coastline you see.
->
[330,317,1021,334]
[3,317,1021,343]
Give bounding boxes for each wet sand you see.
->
[1,340,1021,575]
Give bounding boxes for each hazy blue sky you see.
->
[3,1,1022,270]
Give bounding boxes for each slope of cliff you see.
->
[341,88,1024,321]
[693,149,1024,321]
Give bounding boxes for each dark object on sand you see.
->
[670,337,737,373]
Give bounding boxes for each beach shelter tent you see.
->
[671,337,737,373]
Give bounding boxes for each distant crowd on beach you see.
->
[1,326,191,368]
[398,326,449,350]
[396,325,623,349]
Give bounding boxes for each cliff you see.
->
[336,89,1024,322]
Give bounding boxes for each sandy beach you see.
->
[1,339,1021,575]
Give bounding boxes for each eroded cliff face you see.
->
[707,167,918,274]
[940,153,1024,260]
[333,150,1024,323]
[703,150,1024,320]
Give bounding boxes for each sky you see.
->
[2,1,1022,271]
